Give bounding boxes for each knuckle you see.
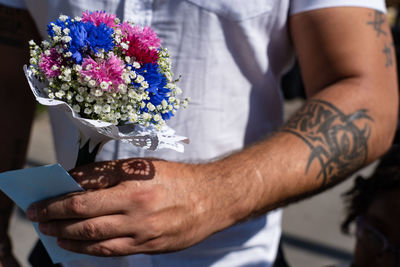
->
[80,222,99,239]
[145,218,163,238]
[143,238,164,252]
[95,244,114,257]
[66,196,86,216]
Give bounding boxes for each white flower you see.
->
[61,83,69,90]
[102,104,111,113]
[147,103,155,111]
[118,84,127,94]
[62,28,70,35]
[130,71,137,79]
[66,92,73,101]
[100,81,109,90]
[74,16,82,22]
[125,56,131,63]
[129,113,138,122]
[91,89,103,97]
[141,81,149,89]
[55,91,65,98]
[120,42,129,50]
[86,95,94,103]
[133,62,141,69]
[84,108,92,115]
[88,80,97,88]
[73,104,81,113]
[44,50,51,56]
[29,40,36,46]
[74,65,82,71]
[153,114,161,122]
[75,95,84,102]
[41,40,50,48]
[52,25,62,35]
[114,112,121,120]
[62,36,72,43]
[121,114,128,121]
[48,93,55,99]
[65,52,72,57]
[115,29,122,36]
[59,15,69,22]
[30,58,37,65]
[135,75,144,84]
[94,105,102,114]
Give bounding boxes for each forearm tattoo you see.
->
[282,100,373,186]
[367,10,394,68]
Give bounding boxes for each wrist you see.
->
[197,159,264,230]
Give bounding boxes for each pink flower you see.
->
[81,54,125,91]
[120,24,161,64]
[82,10,117,28]
[39,48,63,78]
[120,23,161,48]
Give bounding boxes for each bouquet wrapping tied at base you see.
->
[25,11,189,167]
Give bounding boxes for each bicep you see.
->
[289,7,397,98]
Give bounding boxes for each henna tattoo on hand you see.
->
[367,11,387,37]
[282,100,373,186]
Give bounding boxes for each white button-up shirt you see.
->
[3,0,385,266]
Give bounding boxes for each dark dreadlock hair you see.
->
[341,145,400,234]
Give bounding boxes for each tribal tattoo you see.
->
[367,10,387,37]
[282,100,373,186]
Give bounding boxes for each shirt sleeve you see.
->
[290,0,386,15]
[0,0,26,9]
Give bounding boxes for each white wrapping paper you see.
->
[24,65,189,153]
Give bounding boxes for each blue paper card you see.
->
[0,164,97,263]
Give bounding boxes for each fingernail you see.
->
[27,205,37,221]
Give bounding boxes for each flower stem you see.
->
[75,140,102,167]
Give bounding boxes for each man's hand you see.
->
[26,159,236,257]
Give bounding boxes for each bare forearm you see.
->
[209,79,398,226]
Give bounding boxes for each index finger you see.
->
[26,185,126,222]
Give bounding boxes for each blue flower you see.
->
[47,16,72,37]
[135,63,175,120]
[67,21,115,63]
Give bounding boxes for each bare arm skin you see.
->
[0,4,41,267]
[27,7,398,257]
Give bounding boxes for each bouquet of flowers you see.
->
[25,11,189,165]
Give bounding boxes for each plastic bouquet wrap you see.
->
[25,11,189,166]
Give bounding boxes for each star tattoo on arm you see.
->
[367,10,387,37]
